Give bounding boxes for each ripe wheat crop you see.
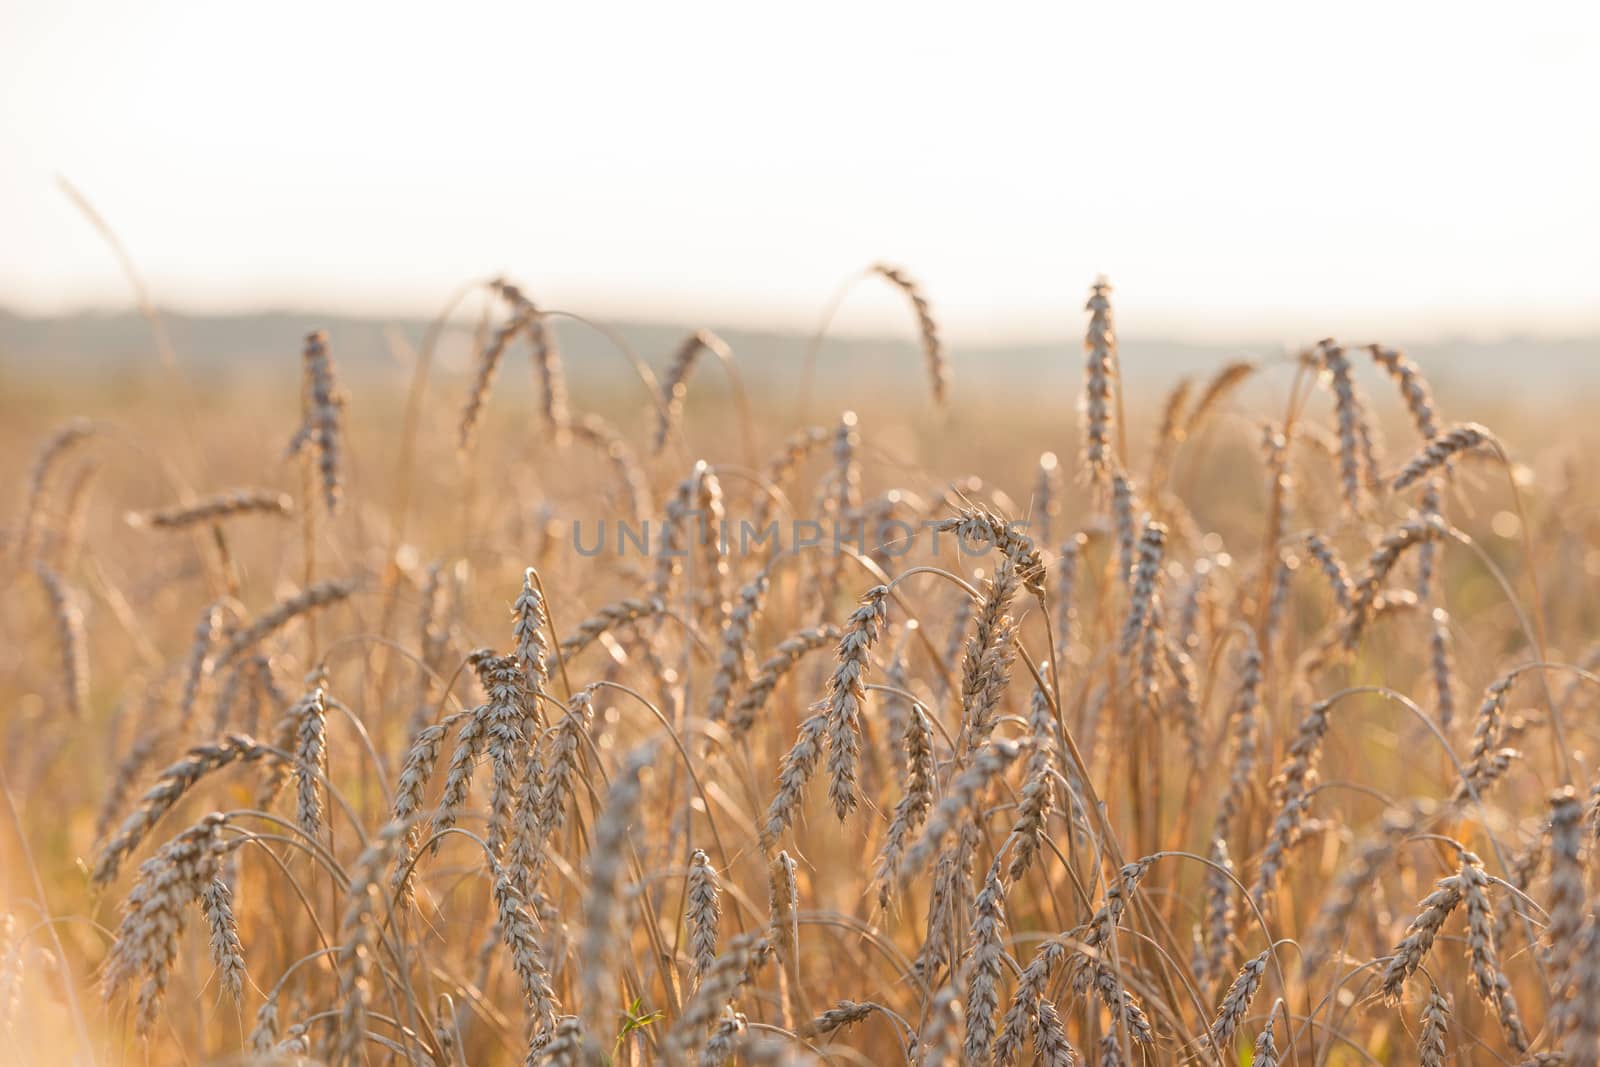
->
[2,270,1599,1067]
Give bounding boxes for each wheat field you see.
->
[2,271,1598,1067]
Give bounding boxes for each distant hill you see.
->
[2,306,1595,403]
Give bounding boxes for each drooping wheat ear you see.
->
[1419,988,1450,1067]
[1315,339,1381,512]
[288,330,344,513]
[1075,859,1156,979]
[760,711,828,849]
[512,568,552,705]
[291,684,329,838]
[1416,479,1444,599]
[1007,683,1057,884]
[654,329,725,454]
[432,997,459,1063]
[1120,521,1167,658]
[931,505,1047,602]
[533,1016,588,1065]
[1025,998,1074,1066]
[1303,805,1419,972]
[919,820,979,981]
[174,599,225,735]
[431,691,487,847]
[868,262,947,406]
[569,413,652,524]
[1252,1012,1281,1067]
[957,553,1019,752]
[1459,850,1530,1053]
[1301,532,1352,610]
[1342,515,1447,651]
[1261,420,1292,539]
[1394,422,1501,491]
[46,459,95,569]
[389,712,467,899]
[248,994,281,1052]
[768,849,803,1026]
[93,734,269,887]
[1213,632,1263,844]
[470,650,532,860]
[1208,948,1269,1051]
[1033,451,1062,546]
[270,1025,310,1057]
[1378,872,1465,1001]
[257,678,308,813]
[217,577,358,666]
[97,727,168,845]
[1084,955,1154,1048]
[1561,912,1600,1067]
[494,279,570,441]
[822,585,890,821]
[994,938,1069,1066]
[917,985,964,1065]
[504,733,547,903]
[1163,637,1204,764]
[880,646,914,768]
[962,862,1007,1064]
[874,703,935,910]
[651,461,710,603]
[1082,276,1118,484]
[577,746,651,1039]
[102,812,228,1034]
[942,591,977,692]
[1184,360,1255,437]
[1455,675,1514,801]
[1369,344,1441,440]
[127,488,294,531]
[904,740,1026,878]
[1196,837,1237,989]
[549,595,667,668]
[830,407,863,512]
[1261,547,1297,652]
[33,563,87,719]
[17,418,93,562]
[701,1008,748,1067]
[199,877,245,1004]
[1546,788,1586,985]
[1148,376,1192,490]
[528,688,596,876]
[333,822,404,1065]
[1494,830,1546,945]
[1110,469,1139,583]
[751,425,831,530]
[667,933,772,1060]
[493,867,561,1050]
[210,655,263,738]
[1250,697,1336,912]
[808,999,875,1037]
[1426,608,1457,732]
[731,624,840,740]
[416,560,450,675]
[458,304,530,455]
[688,849,722,986]
[1054,530,1088,656]
[706,568,769,727]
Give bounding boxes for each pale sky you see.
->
[2,1,1597,341]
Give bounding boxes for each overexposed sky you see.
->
[2,1,1597,340]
